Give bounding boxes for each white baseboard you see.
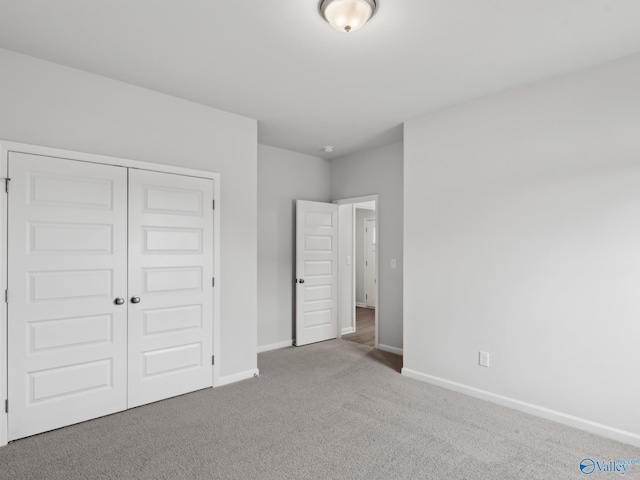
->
[378,344,403,356]
[401,368,640,448]
[216,368,260,387]
[257,340,292,353]
[355,302,366,308]
[0,416,5,447]
[341,327,355,335]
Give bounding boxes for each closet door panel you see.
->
[128,169,213,408]
[7,152,128,441]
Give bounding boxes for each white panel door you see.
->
[128,169,213,408]
[7,152,128,440]
[365,218,376,308]
[295,200,338,346]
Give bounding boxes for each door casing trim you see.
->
[333,195,379,349]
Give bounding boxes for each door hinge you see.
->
[4,399,7,413]
[212,355,215,365]
[212,200,215,210]
[212,277,215,287]
[4,289,7,304]
[366,261,368,266]
[4,178,10,193]
[366,294,368,300]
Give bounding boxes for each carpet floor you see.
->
[0,340,636,479]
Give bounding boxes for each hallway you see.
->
[341,307,403,373]
[341,307,375,346]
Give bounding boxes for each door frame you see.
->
[0,140,222,447]
[334,195,379,349]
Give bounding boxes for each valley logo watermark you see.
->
[580,458,640,475]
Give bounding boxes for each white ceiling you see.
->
[1,1,639,159]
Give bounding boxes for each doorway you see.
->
[334,196,378,348]
[364,216,377,308]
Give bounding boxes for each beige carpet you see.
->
[0,340,636,479]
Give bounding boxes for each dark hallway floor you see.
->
[341,307,375,346]
[341,307,403,372]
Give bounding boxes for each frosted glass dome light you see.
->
[319,0,378,33]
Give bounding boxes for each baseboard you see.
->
[401,368,640,448]
[257,340,292,353]
[378,344,403,356]
[0,414,6,447]
[341,327,354,335]
[355,302,366,308]
[216,368,260,387]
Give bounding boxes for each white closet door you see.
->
[7,152,128,441]
[128,169,213,408]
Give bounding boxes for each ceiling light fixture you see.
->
[319,0,378,34]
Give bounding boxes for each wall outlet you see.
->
[479,351,490,367]
[346,256,352,265]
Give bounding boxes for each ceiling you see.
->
[1,1,640,159]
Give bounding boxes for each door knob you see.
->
[130,296,141,304]
[298,279,305,284]
[114,297,125,305]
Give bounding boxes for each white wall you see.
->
[0,49,258,384]
[355,208,376,305]
[331,142,404,352]
[257,144,331,351]
[404,54,640,446]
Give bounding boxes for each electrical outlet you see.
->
[479,351,490,368]
[346,256,352,265]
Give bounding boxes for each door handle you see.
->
[130,296,141,304]
[298,279,305,284]
[114,297,125,305]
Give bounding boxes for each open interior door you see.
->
[295,200,338,346]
